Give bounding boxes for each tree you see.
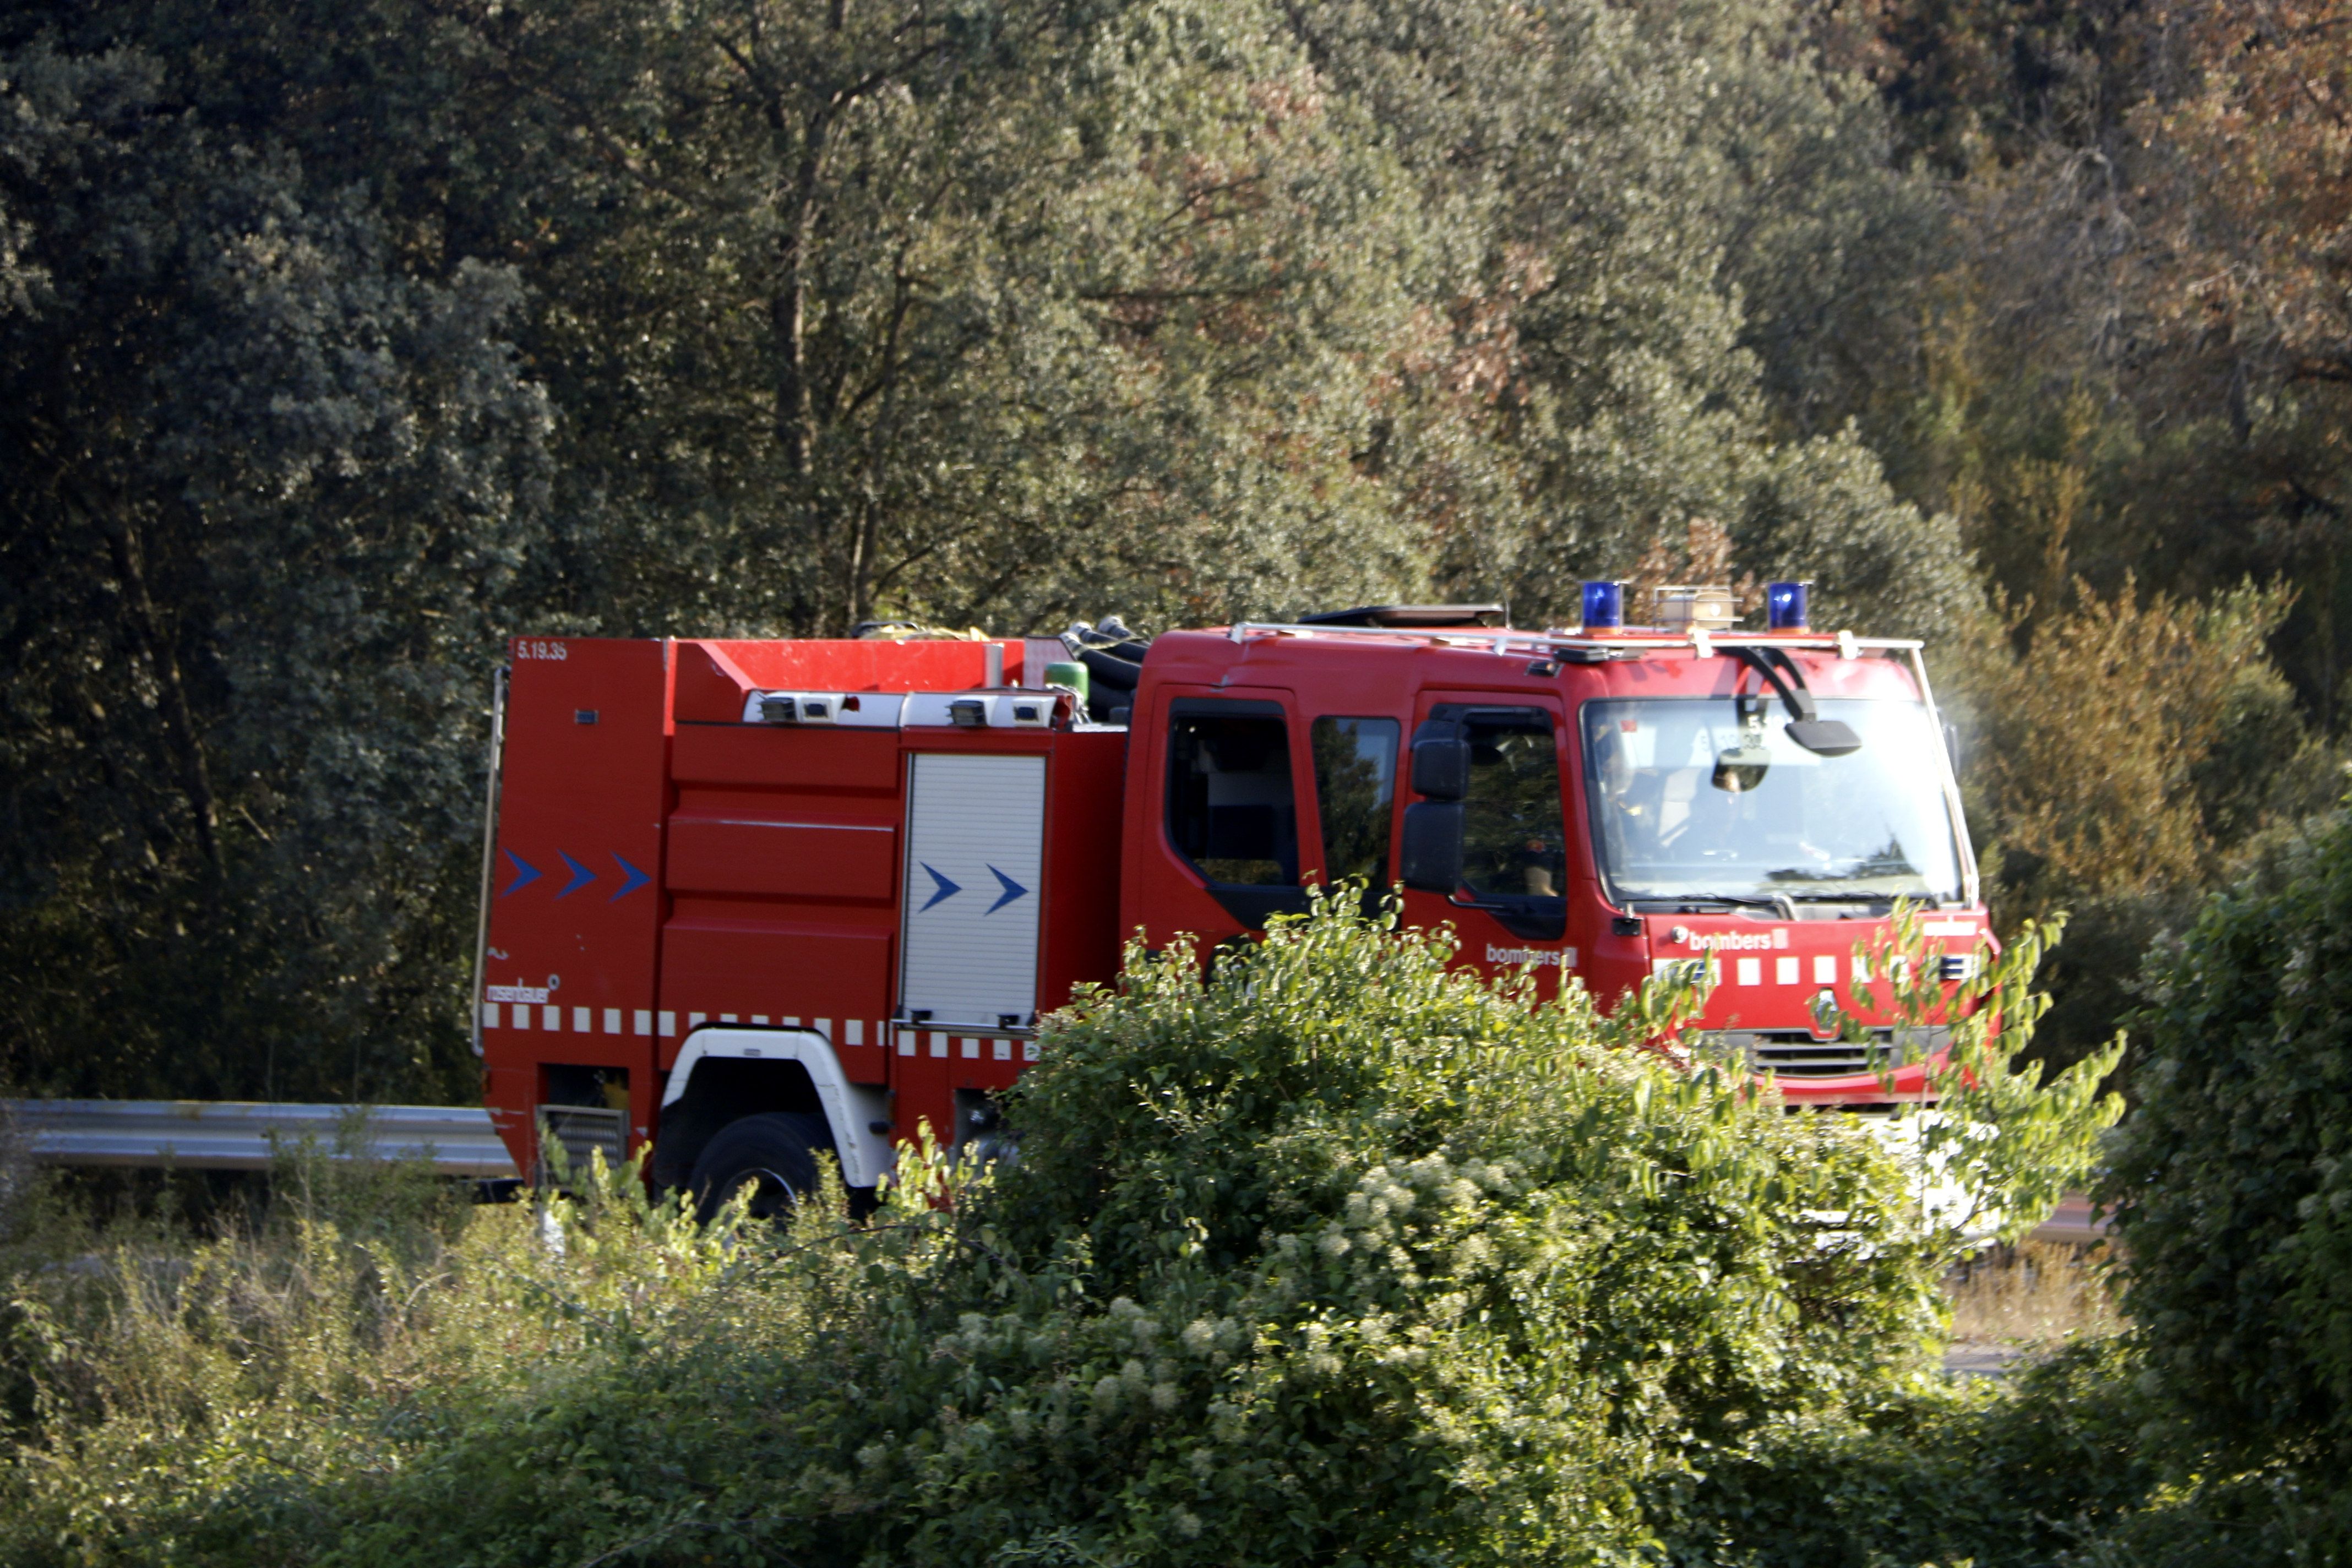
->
[1275,0,1976,636]
[426,0,1444,639]
[0,37,549,1101]
[2131,0,2352,722]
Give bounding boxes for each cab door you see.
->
[1396,690,1576,977]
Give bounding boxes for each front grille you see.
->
[1750,1036,1890,1076]
[1702,1028,1946,1079]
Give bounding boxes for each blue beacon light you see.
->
[1581,580,1625,630]
[1766,580,1810,631]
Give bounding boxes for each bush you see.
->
[0,898,2119,1565]
[1658,1337,2160,1568]
[2104,805,2352,1467]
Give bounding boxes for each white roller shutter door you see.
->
[900,753,1045,1025]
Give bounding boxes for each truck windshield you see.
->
[1581,698,1962,905]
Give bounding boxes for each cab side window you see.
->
[1460,712,1567,905]
[1310,716,1400,889]
[1168,706,1298,888]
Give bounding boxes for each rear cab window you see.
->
[1168,706,1297,885]
[1309,716,1400,893]
[1164,698,1317,928]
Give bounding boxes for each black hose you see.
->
[1079,645,1142,690]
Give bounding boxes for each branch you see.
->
[1156,173,1267,232]
[1074,284,1287,304]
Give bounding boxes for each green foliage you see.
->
[0,897,2141,1566]
[1877,905,2126,1242]
[2104,805,2352,1471]
[1660,1338,2161,1567]
[1662,804,2352,1568]
[1954,579,2339,1074]
[0,28,550,1103]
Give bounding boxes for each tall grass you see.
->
[1947,1242,2126,1349]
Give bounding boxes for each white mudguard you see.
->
[662,1028,894,1188]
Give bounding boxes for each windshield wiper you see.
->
[1778,891,1899,911]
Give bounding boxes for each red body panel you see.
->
[658,722,905,1084]
[480,635,1121,1179]
[482,621,1983,1183]
[479,639,670,1173]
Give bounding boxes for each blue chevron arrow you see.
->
[919,862,962,911]
[556,851,597,899]
[609,853,650,901]
[986,865,1029,913]
[500,849,541,896]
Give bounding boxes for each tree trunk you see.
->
[102,511,224,881]
[773,115,829,477]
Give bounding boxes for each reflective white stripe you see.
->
[1852,957,1871,982]
[847,1019,864,1046]
[898,1030,914,1056]
[636,1010,654,1036]
[961,1037,979,1058]
[815,1017,832,1039]
[574,1006,592,1032]
[752,1015,769,1025]
[689,1012,707,1029]
[543,1005,562,1030]
[1736,958,1761,987]
[930,1032,948,1058]
[604,1008,622,1034]
[993,1039,1012,1060]
[1775,957,1798,986]
[480,1002,499,1028]
[1022,1041,1041,1062]
[1814,956,1837,984]
[659,1011,677,1036]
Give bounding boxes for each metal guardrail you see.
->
[2,1100,519,1178]
[2030,1194,2109,1245]
[0,1101,2113,1235]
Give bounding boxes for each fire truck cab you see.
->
[474,591,1984,1210]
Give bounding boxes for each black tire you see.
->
[688,1111,827,1224]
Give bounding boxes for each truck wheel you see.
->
[689,1112,827,1224]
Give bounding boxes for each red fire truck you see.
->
[472,586,1985,1211]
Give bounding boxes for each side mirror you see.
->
[1410,720,1468,799]
[1399,801,1465,892]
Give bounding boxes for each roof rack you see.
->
[1224,621,1922,657]
[1294,603,1507,629]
